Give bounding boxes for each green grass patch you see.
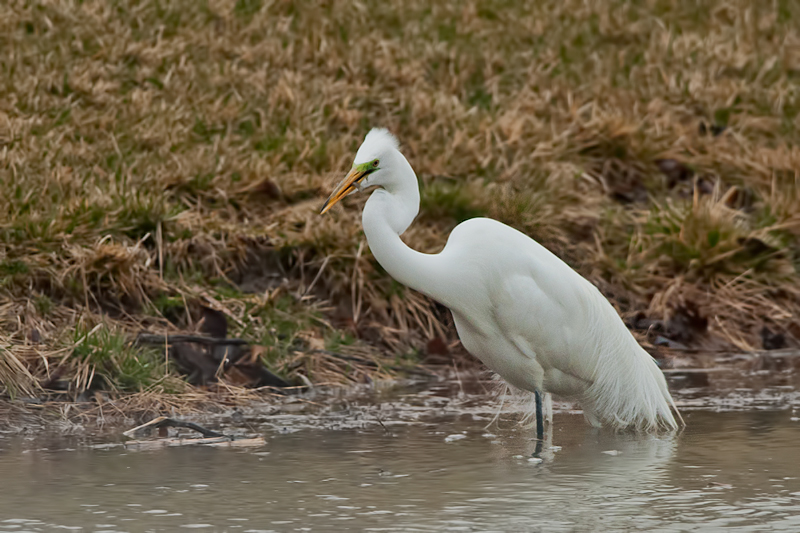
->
[70,323,172,392]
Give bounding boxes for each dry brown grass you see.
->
[1,0,799,398]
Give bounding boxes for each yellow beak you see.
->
[319,167,366,214]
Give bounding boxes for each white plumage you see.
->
[321,128,681,431]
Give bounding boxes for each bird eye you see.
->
[372,160,379,167]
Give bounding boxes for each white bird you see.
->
[321,128,682,432]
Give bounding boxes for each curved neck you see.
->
[361,155,447,305]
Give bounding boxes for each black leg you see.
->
[533,437,543,457]
[534,390,544,441]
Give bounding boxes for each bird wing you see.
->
[489,254,602,396]
[440,217,602,393]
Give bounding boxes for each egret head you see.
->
[320,128,401,214]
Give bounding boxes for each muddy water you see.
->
[1,376,800,532]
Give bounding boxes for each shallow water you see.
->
[3,376,800,532]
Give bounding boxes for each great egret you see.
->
[321,128,682,433]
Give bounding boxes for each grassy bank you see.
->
[1,0,799,401]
